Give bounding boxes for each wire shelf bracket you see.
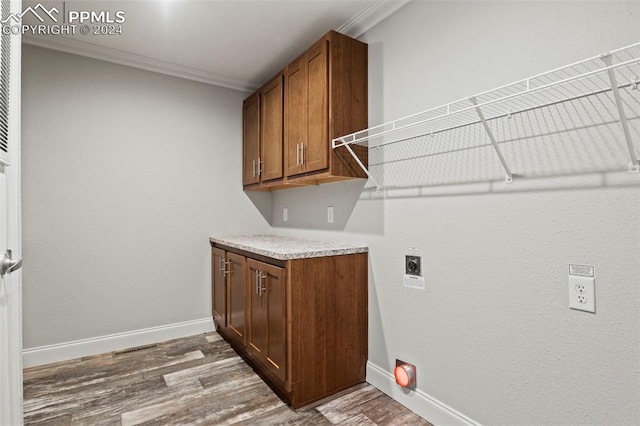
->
[341,141,382,191]
[332,41,640,188]
[469,96,513,183]
[601,52,640,173]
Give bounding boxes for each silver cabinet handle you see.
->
[300,143,304,165]
[219,258,230,276]
[296,143,300,165]
[254,270,266,296]
[259,273,266,295]
[1,249,22,277]
[258,157,263,175]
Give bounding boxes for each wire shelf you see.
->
[332,42,640,190]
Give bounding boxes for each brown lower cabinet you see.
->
[211,242,368,408]
[247,259,286,383]
[211,247,226,327]
[212,250,246,347]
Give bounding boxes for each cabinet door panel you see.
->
[285,59,306,177]
[306,41,328,173]
[247,259,267,357]
[227,253,246,345]
[260,75,284,182]
[243,93,260,185]
[211,248,226,328]
[264,263,286,382]
[246,259,286,383]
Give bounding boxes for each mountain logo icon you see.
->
[1,3,59,24]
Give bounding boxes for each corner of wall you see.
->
[366,362,480,426]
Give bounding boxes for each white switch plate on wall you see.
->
[568,275,595,313]
[283,207,288,222]
[327,206,334,223]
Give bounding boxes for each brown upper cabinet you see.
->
[243,30,368,191]
[285,39,328,177]
[242,92,260,186]
[243,74,284,186]
[260,75,285,182]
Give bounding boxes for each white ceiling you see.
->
[21,0,410,92]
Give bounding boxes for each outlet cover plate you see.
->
[569,275,595,313]
[405,255,421,276]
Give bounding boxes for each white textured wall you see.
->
[21,46,271,348]
[272,1,640,424]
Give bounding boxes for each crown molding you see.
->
[337,0,412,38]
[23,35,258,92]
[22,1,410,91]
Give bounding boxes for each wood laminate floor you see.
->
[23,332,431,425]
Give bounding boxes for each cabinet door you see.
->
[246,259,286,383]
[285,42,328,177]
[243,92,260,185]
[247,259,267,358]
[226,253,247,346]
[211,247,227,329]
[305,40,329,173]
[263,262,286,382]
[260,74,284,182]
[285,56,307,177]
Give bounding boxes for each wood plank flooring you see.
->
[23,332,431,425]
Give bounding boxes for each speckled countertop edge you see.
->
[209,235,368,260]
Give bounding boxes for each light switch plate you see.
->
[283,208,288,222]
[327,206,334,223]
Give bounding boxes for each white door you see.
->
[0,0,23,424]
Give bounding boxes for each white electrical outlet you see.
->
[283,208,288,222]
[327,206,334,223]
[568,275,595,313]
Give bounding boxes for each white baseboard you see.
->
[366,361,480,426]
[23,317,215,368]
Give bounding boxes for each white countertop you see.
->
[209,235,368,260]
